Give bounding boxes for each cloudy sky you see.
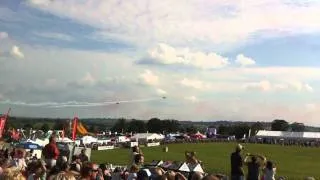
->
[1,0,320,125]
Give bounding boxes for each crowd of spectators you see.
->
[0,136,317,180]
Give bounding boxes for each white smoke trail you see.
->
[0,97,163,108]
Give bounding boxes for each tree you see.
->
[217,125,230,135]
[127,120,147,133]
[53,121,65,130]
[290,122,305,132]
[250,122,264,136]
[23,124,33,129]
[186,125,198,134]
[162,120,180,133]
[111,118,127,133]
[40,123,50,133]
[231,124,250,139]
[271,119,289,131]
[147,118,162,133]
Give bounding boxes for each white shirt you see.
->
[127,173,137,180]
[264,168,276,180]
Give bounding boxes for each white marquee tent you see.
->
[256,130,320,140]
[131,133,164,141]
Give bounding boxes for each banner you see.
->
[72,117,78,141]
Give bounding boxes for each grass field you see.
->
[91,142,320,179]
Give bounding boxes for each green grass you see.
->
[91,142,320,179]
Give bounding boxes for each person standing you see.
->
[231,144,245,180]
[79,149,89,163]
[244,154,266,180]
[43,136,60,168]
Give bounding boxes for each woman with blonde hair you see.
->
[53,172,76,180]
[1,167,26,180]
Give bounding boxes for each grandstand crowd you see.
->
[0,135,317,180]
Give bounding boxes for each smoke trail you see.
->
[0,97,163,108]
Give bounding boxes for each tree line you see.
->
[2,116,317,140]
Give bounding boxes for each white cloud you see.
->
[180,78,211,90]
[34,32,73,41]
[139,70,159,86]
[235,54,256,67]
[146,43,229,69]
[305,103,317,111]
[0,32,8,40]
[243,80,272,92]
[82,72,95,84]
[156,88,167,95]
[26,0,320,47]
[243,80,314,92]
[10,45,24,59]
[287,81,314,92]
[305,84,314,92]
[45,78,57,86]
[184,96,198,102]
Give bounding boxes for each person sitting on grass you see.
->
[185,151,199,165]
[244,153,266,180]
[262,161,276,180]
[133,154,144,168]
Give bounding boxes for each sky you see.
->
[1,0,320,125]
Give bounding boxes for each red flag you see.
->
[0,108,11,138]
[72,116,78,141]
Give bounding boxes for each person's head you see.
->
[266,161,274,170]
[130,164,139,173]
[190,171,203,180]
[60,162,70,172]
[132,146,139,153]
[162,170,176,180]
[235,144,243,152]
[99,163,106,171]
[90,163,99,179]
[0,158,10,168]
[202,174,219,180]
[137,169,150,180]
[54,172,76,180]
[15,149,25,159]
[48,165,60,177]
[305,177,316,180]
[49,136,57,143]
[70,163,81,173]
[81,162,93,178]
[61,156,68,163]
[2,167,25,180]
[251,156,257,163]
[134,154,144,165]
[81,149,86,155]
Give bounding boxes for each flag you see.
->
[62,127,65,140]
[0,108,11,138]
[72,116,78,141]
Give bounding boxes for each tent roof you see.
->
[256,130,320,139]
[132,133,164,139]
